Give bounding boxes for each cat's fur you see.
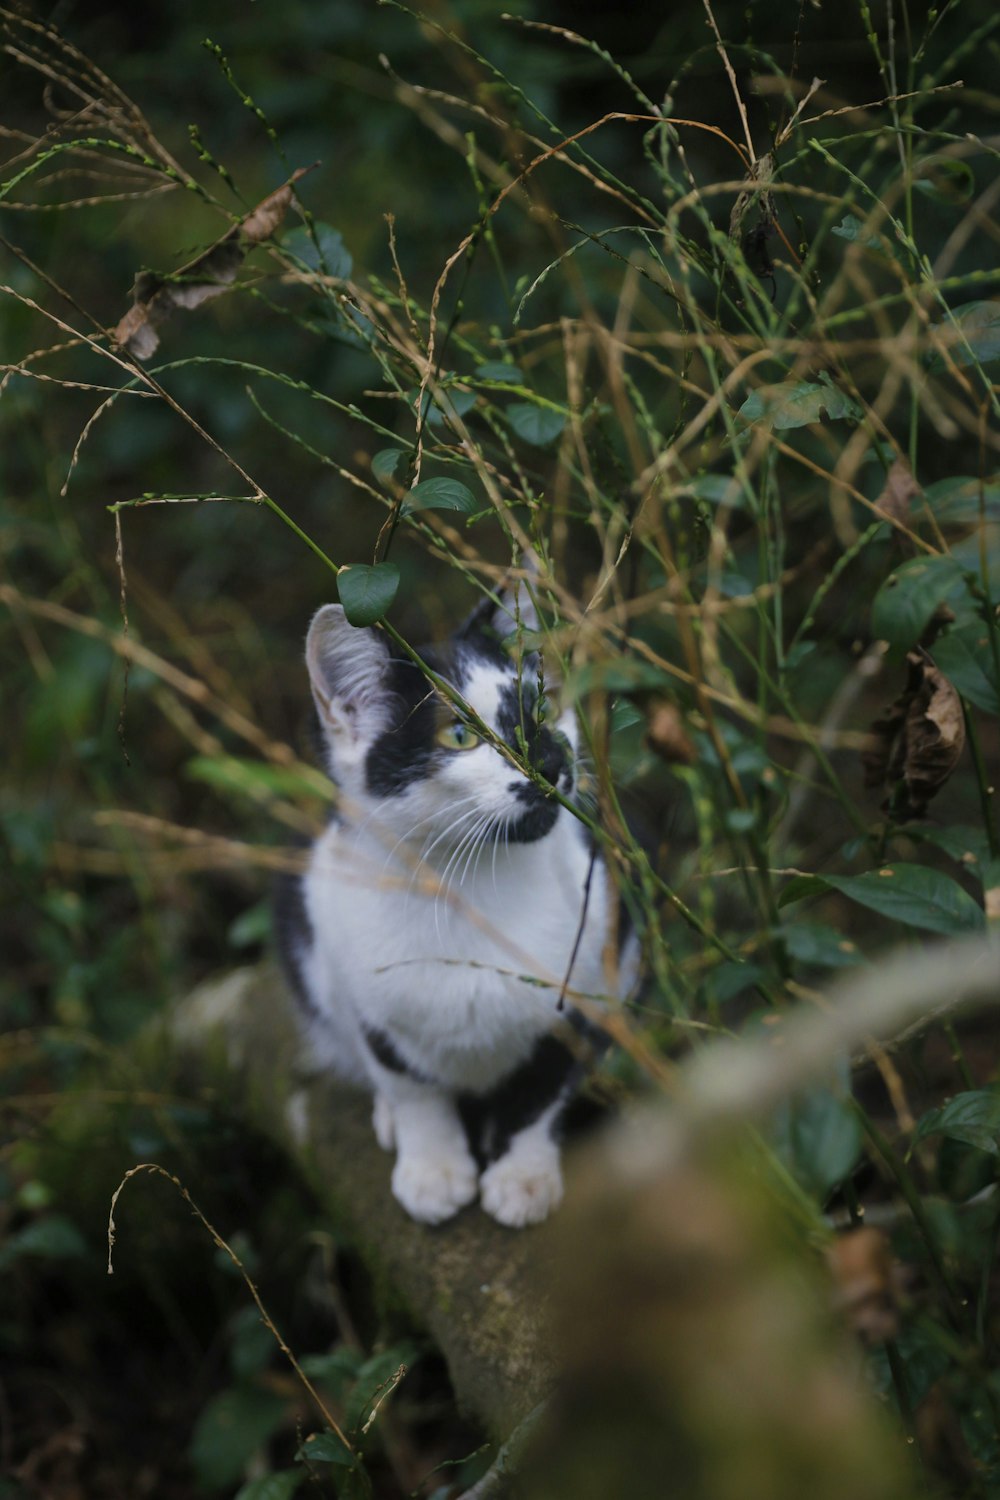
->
[276,582,633,1227]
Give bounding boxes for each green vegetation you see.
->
[2,0,999,1495]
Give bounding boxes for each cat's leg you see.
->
[472,1033,581,1229]
[361,1029,478,1224]
[479,1100,564,1228]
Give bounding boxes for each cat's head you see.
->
[305,580,577,852]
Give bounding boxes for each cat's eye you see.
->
[436,720,480,752]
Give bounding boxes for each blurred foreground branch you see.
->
[166,935,998,1489]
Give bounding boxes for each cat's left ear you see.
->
[306,604,393,744]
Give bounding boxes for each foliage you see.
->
[2,0,1000,1494]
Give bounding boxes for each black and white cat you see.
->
[276,579,634,1228]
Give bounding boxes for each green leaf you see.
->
[777,921,864,969]
[913,157,975,206]
[913,1090,1000,1155]
[234,1470,304,1500]
[870,555,967,647]
[930,300,1000,371]
[681,473,750,509]
[400,477,478,516]
[779,864,985,935]
[426,387,477,426]
[610,699,644,731]
[475,361,523,383]
[190,1386,289,1490]
[921,476,1000,525]
[770,1067,863,1201]
[568,659,669,696]
[297,1430,357,1467]
[831,214,883,250]
[283,223,353,279]
[230,1307,275,1379]
[737,380,860,430]
[299,1348,363,1392]
[932,624,1000,713]
[228,900,272,950]
[505,403,567,446]
[371,449,407,488]
[915,824,991,869]
[337,563,400,626]
[0,1214,87,1272]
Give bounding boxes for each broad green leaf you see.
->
[190,1387,289,1490]
[371,449,407,487]
[400,477,478,516]
[914,157,975,206]
[779,864,985,934]
[705,962,764,1005]
[930,300,1000,371]
[506,403,567,446]
[932,624,1000,713]
[337,563,400,626]
[610,698,644,731]
[870,554,966,647]
[234,1470,304,1500]
[283,223,353,279]
[921,476,1000,524]
[475,361,523,383]
[737,380,860,430]
[777,921,864,969]
[297,1430,357,1467]
[831,214,883,250]
[913,1090,1000,1155]
[916,824,991,869]
[771,1073,863,1201]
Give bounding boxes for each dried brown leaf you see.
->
[873,459,921,526]
[827,1226,903,1345]
[112,163,317,358]
[862,650,965,818]
[645,700,695,765]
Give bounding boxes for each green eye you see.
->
[436,720,480,752]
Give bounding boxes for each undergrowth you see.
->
[2,0,999,1495]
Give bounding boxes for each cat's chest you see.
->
[306,817,606,1045]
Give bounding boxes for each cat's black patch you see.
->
[364,649,444,797]
[457,1033,580,1166]
[361,1023,417,1076]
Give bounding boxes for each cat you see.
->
[276,576,635,1228]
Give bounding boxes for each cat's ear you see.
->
[460,563,541,647]
[306,604,392,741]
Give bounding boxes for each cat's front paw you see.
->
[391,1151,479,1225]
[480,1149,563,1228]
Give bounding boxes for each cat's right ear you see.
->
[306,604,392,741]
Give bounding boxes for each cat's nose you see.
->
[533,733,566,786]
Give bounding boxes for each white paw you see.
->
[480,1150,563,1228]
[372,1094,395,1151]
[391,1150,479,1225]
